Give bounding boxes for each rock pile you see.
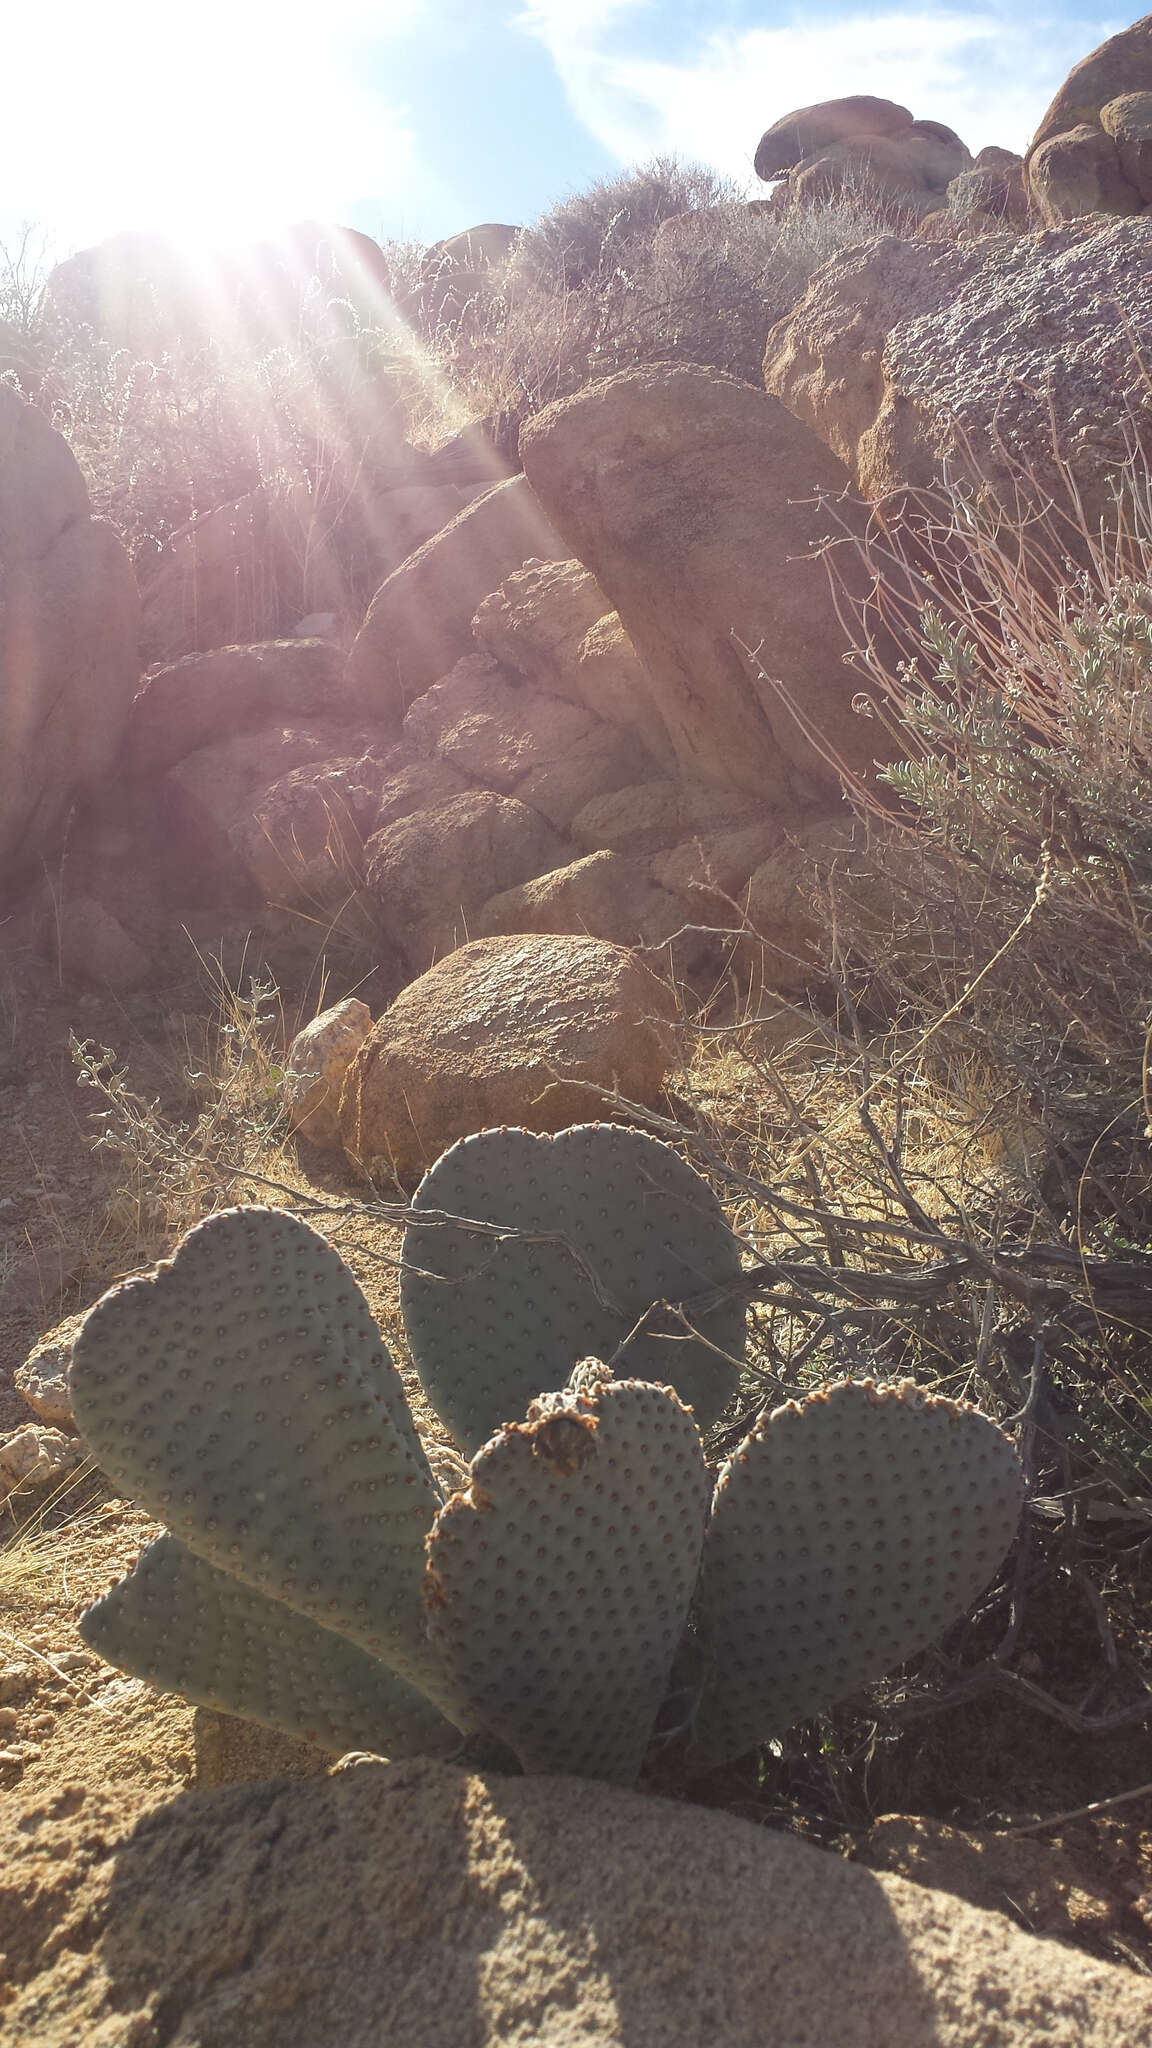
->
[754,93,972,218]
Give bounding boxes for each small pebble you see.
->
[0,1707,18,1734]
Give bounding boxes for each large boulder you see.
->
[3,1760,1150,2044]
[764,219,1152,532]
[338,934,677,1181]
[363,790,564,969]
[520,366,880,805]
[122,639,351,780]
[231,756,386,912]
[755,96,971,213]
[0,390,140,889]
[347,477,568,719]
[1026,16,1152,221]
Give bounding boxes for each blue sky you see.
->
[0,2,1126,260]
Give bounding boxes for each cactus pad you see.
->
[424,1369,711,1780]
[686,1378,1024,1773]
[70,1207,448,1699]
[401,1124,745,1455]
[80,1534,461,1758]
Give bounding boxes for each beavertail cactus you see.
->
[426,1368,711,1781]
[81,1533,457,1758]
[685,1378,1025,1774]
[70,1178,1024,1784]
[70,1206,452,1710]
[401,1122,746,1454]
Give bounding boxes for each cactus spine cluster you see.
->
[71,1123,1024,1784]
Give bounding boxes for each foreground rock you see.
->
[764,219,1152,532]
[1026,17,1152,222]
[338,933,676,1182]
[0,389,140,887]
[520,365,881,804]
[282,997,373,1152]
[2,1759,1149,2045]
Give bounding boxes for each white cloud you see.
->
[521,8,1123,179]
[1,0,425,252]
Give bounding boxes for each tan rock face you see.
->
[338,934,676,1182]
[363,790,564,970]
[477,849,681,951]
[1020,15,1147,216]
[472,557,608,688]
[233,758,383,912]
[14,1315,84,1432]
[764,220,1152,532]
[123,639,350,780]
[347,476,568,720]
[282,996,373,1152]
[4,1760,1151,2045]
[401,655,598,791]
[1027,15,1152,219]
[521,365,879,804]
[0,391,140,888]
[1101,91,1152,199]
[755,95,914,178]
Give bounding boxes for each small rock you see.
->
[0,1423,82,1491]
[0,1667,35,1703]
[14,1312,84,1431]
[282,998,374,1153]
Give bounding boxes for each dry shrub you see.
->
[424,162,943,426]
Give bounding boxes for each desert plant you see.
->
[69,1125,1023,1784]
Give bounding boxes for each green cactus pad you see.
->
[424,1369,711,1781]
[70,1206,449,1701]
[686,1378,1025,1774]
[80,1534,461,1758]
[401,1124,745,1455]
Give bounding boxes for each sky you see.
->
[0,2,1127,263]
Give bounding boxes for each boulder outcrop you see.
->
[755,95,972,216]
[764,219,1152,531]
[520,365,882,804]
[1026,16,1152,222]
[338,934,676,1182]
[0,389,140,889]
[363,790,564,969]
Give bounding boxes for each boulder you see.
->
[363,790,564,969]
[347,476,568,719]
[572,780,770,861]
[232,757,386,911]
[946,162,1029,227]
[570,780,687,858]
[764,219,1152,533]
[14,1314,83,1431]
[515,723,660,831]
[282,996,373,1152]
[1027,15,1152,219]
[1101,91,1152,201]
[1028,124,1142,225]
[401,655,598,790]
[755,96,970,212]
[4,1760,1150,2045]
[421,222,520,275]
[755,96,914,178]
[520,366,880,804]
[474,560,674,766]
[472,558,609,690]
[477,850,681,950]
[0,1423,81,1492]
[371,753,475,832]
[0,390,140,889]
[338,935,677,1182]
[122,639,350,779]
[651,820,785,921]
